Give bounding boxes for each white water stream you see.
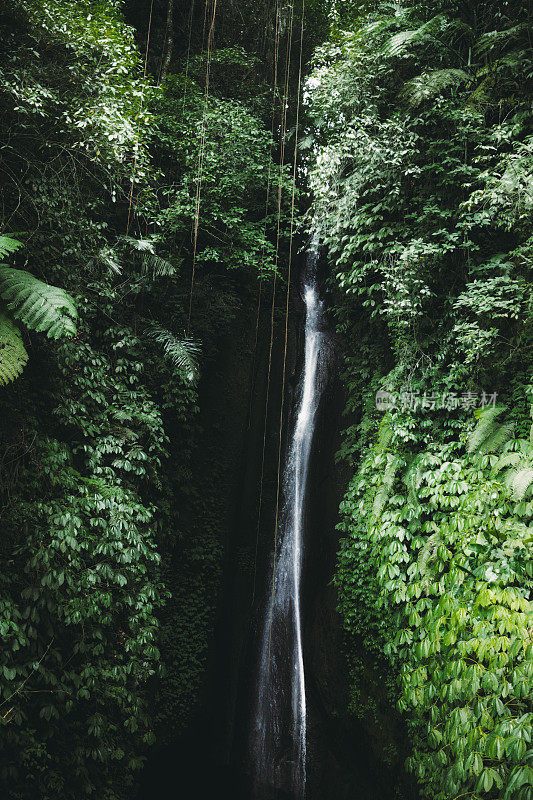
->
[252,251,328,799]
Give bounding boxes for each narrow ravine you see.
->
[251,249,330,799]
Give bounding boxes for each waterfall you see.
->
[252,249,329,799]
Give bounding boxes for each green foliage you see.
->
[117,237,178,278]
[144,324,200,385]
[152,75,294,280]
[309,1,533,798]
[402,68,470,106]
[0,320,170,798]
[308,1,532,386]
[493,409,533,501]
[0,235,23,259]
[0,235,77,385]
[0,311,28,386]
[0,267,77,339]
[467,406,514,456]
[0,0,154,178]
[337,409,533,800]
[0,0,289,796]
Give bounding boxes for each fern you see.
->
[479,423,515,455]
[493,410,533,501]
[493,451,521,474]
[417,532,442,579]
[0,267,77,339]
[382,29,420,56]
[0,312,28,386]
[0,235,22,260]
[144,323,200,384]
[118,236,177,277]
[381,14,450,57]
[467,405,513,454]
[377,417,394,450]
[403,453,426,508]
[509,468,533,501]
[403,68,469,106]
[372,453,401,518]
[475,24,529,57]
[98,246,123,275]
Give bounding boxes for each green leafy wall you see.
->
[0,1,294,797]
[306,1,533,798]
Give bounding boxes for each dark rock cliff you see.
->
[139,256,415,800]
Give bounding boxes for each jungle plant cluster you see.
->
[306,1,533,798]
[0,1,296,797]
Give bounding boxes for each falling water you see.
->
[252,249,329,799]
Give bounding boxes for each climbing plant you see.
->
[307,1,533,797]
[0,1,299,797]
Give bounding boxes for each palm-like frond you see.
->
[0,267,77,339]
[145,323,200,384]
[120,236,155,252]
[0,311,28,386]
[139,252,177,277]
[403,68,470,107]
[381,14,450,57]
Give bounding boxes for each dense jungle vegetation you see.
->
[0,1,531,799]
[308,1,533,799]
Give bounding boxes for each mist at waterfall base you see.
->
[250,249,330,800]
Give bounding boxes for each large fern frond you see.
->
[475,24,529,57]
[377,418,394,451]
[403,453,425,508]
[381,14,449,57]
[0,312,28,386]
[403,68,470,107]
[0,235,22,260]
[493,451,521,475]
[145,323,200,384]
[382,29,420,56]
[0,267,77,339]
[508,468,533,501]
[467,405,513,454]
[479,423,515,455]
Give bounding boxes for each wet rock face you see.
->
[212,271,415,799]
